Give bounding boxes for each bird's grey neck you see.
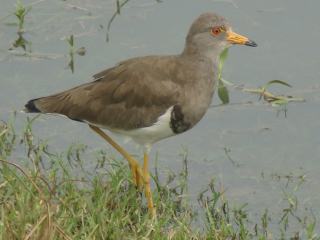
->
[181,43,222,64]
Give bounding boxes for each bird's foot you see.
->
[130,164,144,191]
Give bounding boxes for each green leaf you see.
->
[67,35,74,46]
[218,48,229,79]
[218,80,229,104]
[264,80,292,89]
[116,0,121,14]
[271,99,288,107]
[219,77,233,87]
[217,48,229,104]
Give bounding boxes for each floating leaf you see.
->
[264,80,292,89]
[271,99,288,107]
[218,80,229,104]
[76,47,86,56]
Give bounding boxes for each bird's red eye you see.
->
[211,27,221,36]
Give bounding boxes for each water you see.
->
[1,0,319,232]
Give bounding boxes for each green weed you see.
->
[0,119,318,239]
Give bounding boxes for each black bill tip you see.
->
[245,40,257,47]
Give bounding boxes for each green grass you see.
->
[14,0,31,33]
[0,118,319,239]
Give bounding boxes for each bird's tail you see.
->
[24,95,61,114]
[24,94,86,123]
[24,98,43,113]
[24,93,73,116]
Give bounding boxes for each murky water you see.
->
[1,0,319,231]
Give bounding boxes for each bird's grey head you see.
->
[183,12,257,60]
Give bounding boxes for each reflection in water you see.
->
[9,1,32,52]
[10,32,31,52]
[66,35,86,73]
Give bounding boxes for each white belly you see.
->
[109,106,175,147]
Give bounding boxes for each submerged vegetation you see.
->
[0,118,318,239]
[66,35,86,73]
[106,0,162,41]
[14,0,31,33]
[10,0,32,51]
[217,48,304,110]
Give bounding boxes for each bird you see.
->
[24,12,257,217]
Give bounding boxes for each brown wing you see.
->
[29,56,183,130]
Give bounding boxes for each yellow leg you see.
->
[143,152,156,217]
[89,125,145,186]
[135,166,142,189]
